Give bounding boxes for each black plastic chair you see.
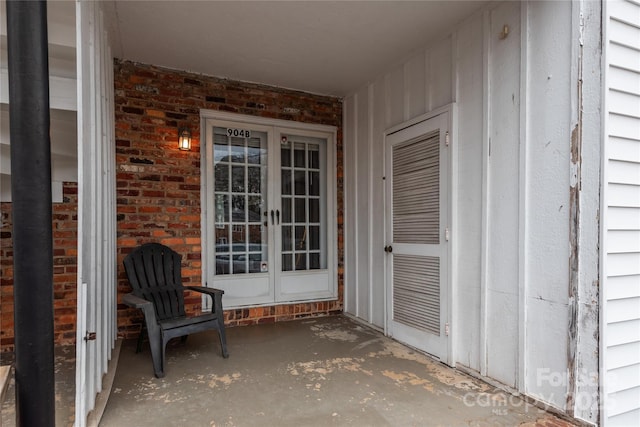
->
[123,243,228,377]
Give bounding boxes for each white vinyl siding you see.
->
[603,1,640,425]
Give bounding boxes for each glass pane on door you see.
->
[280,136,326,271]
[213,127,268,275]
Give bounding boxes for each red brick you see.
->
[0,182,78,350]
[114,59,344,340]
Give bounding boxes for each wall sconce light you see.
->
[178,128,191,151]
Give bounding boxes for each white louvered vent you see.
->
[392,130,440,244]
[393,254,440,335]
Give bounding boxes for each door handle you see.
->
[384,245,393,253]
[276,209,280,225]
[271,210,275,225]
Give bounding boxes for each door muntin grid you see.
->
[280,135,327,272]
[213,127,268,275]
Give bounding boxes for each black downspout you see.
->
[6,1,55,426]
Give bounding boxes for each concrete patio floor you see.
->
[0,315,579,426]
[1,345,76,426]
[99,315,576,427]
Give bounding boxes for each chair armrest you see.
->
[123,292,160,329]
[184,286,224,297]
[184,286,225,313]
[123,293,153,309]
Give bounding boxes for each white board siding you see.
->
[485,0,521,389]
[370,79,386,328]
[356,88,370,321]
[405,52,426,120]
[343,36,456,329]
[344,1,598,424]
[343,95,357,315]
[603,1,640,426]
[74,1,118,426]
[454,12,484,371]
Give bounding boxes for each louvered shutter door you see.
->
[391,130,441,334]
[392,131,440,244]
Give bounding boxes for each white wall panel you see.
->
[485,0,520,388]
[405,52,426,120]
[343,2,599,424]
[343,95,357,315]
[370,78,386,328]
[454,13,484,373]
[344,32,454,329]
[75,1,117,425]
[356,88,370,320]
[429,37,452,111]
[524,0,574,412]
[386,65,405,128]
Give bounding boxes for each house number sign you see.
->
[227,128,251,138]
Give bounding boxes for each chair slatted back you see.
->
[124,243,186,321]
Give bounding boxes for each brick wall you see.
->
[0,182,78,351]
[114,60,343,339]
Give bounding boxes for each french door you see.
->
[203,114,336,308]
[384,112,450,362]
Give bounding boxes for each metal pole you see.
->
[5,1,55,425]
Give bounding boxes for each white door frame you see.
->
[383,104,457,367]
[200,110,338,309]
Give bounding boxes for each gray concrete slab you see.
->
[1,345,76,427]
[100,316,576,427]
